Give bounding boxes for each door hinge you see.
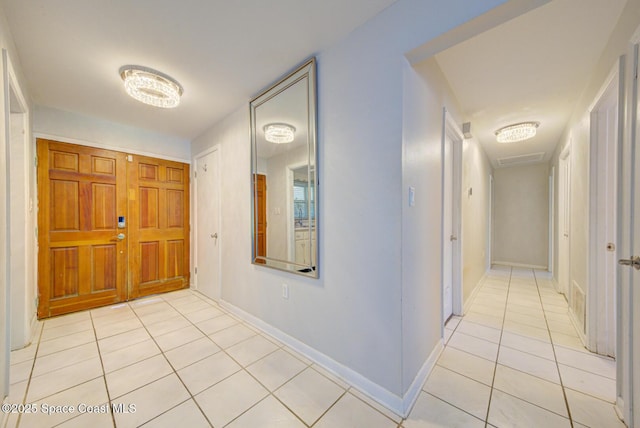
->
[194,170,197,178]
[195,267,197,274]
[34,156,38,168]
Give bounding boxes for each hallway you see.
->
[3,267,622,427]
[406,267,621,427]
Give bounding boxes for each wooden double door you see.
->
[37,139,190,318]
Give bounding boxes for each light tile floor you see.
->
[405,267,624,428]
[2,267,625,427]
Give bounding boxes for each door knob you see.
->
[112,233,125,241]
[210,233,218,239]
[450,235,457,241]
[618,256,640,270]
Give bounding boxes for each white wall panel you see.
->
[493,163,549,268]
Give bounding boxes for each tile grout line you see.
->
[155,291,313,427]
[13,323,44,428]
[182,292,394,428]
[483,266,513,428]
[88,310,117,428]
[532,269,575,427]
[90,293,268,427]
[181,292,397,427]
[21,288,441,427]
[130,294,217,427]
[183,294,351,428]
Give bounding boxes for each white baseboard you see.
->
[492,261,547,270]
[614,396,625,423]
[218,299,439,418]
[400,339,444,415]
[463,273,487,315]
[568,307,587,348]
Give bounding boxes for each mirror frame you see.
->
[250,58,318,278]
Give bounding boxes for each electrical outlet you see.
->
[282,283,289,300]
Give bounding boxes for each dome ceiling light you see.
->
[495,121,540,143]
[264,123,296,144]
[119,65,183,109]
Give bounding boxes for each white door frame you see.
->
[631,42,640,427]
[193,146,221,301]
[487,173,493,271]
[618,27,640,426]
[0,49,10,403]
[441,108,463,324]
[286,161,308,264]
[618,29,640,427]
[587,59,623,357]
[6,55,33,351]
[558,143,571,296]
[548,167,554,274]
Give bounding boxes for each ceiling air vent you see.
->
[497,152,545,167]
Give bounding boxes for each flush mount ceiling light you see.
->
[495,121,540,143]
[119,65,183,108]
[264,123,296,144]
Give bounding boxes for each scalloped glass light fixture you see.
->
[119,65,183,108]
[495,121,540,143]
[264,123,296,144]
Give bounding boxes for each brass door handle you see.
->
[112,233,125,241]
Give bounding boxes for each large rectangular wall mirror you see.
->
[250,58,318,277]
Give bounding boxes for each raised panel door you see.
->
[128,155,190,299]
[37,139,127,317]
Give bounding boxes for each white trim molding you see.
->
[217,297,442,418]
[33,132,191,164]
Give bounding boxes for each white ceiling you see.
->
[434,0,627,168]
[0,0,398,140]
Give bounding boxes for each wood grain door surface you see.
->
[128,154,190,299]
[37,139,189,317]
[253,173,266,262]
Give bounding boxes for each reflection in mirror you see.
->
[251,58,317,277]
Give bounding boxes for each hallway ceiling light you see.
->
[495,121,540,143]
[119,66,183,109]
[264,123,296,144]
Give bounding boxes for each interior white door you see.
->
[632,102,640,428]
[442,132,454,322]
[195,149,220,300]
[558,146,571,296]
[591,73,619,357]
[630,42,640,428]
[618,40,639,427]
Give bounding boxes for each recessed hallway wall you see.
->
[492,163,549,268]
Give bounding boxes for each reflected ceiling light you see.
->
[495,121,540,143]
[119,65,183,108]
[264,123,296,144]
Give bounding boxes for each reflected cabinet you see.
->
[250,58,318,277]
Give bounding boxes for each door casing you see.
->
[441,108,463,326]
